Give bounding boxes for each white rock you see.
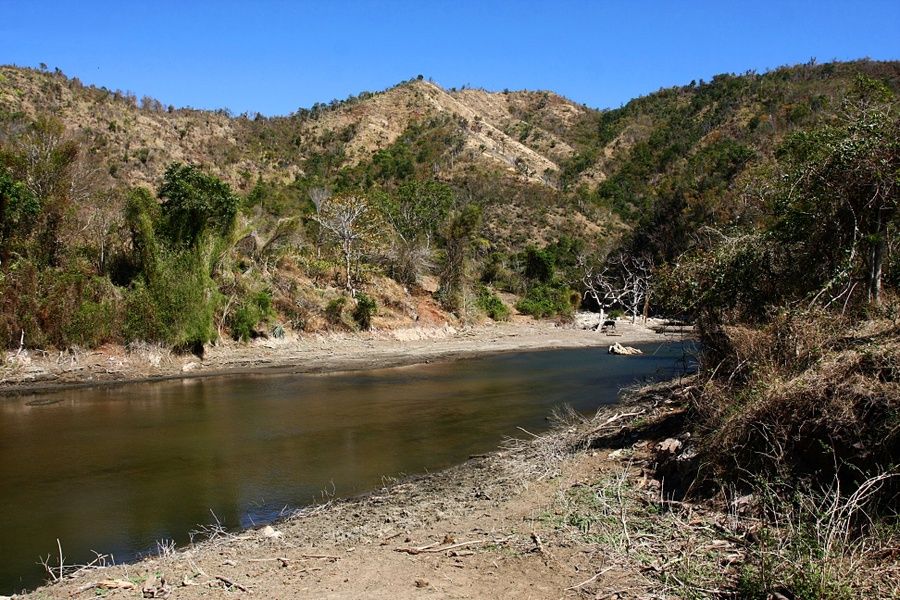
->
[261,525,283,539]
[181,361,200,373]
[608,342,642,355]
[657,438,683,454]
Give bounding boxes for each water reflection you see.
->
[0,342,693,593]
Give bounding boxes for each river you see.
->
[0,341,692,593]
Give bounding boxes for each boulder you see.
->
[608,342,643,355]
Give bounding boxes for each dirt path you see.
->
[1,317,682,395]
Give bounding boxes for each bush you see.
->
[157,163,241,247]
[352,293,376,330]
[65,299,121,347]
[230,290,274,341]
[0,259,122,349]
[516,283,575,318]
[124,245,221,349]
[687,312,900,498]
[476,285,510,321]
[325,296,347,325]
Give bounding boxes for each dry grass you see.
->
[689,314,899,495]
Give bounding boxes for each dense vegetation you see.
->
[639,74,900,598]
[0,60,897,356]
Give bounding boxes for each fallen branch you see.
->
[215,575,249,592]
[247,557,290,567]
[296,553,340,561]
[395,539,488,555]
[565,566,614,590]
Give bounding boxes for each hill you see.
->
[0,59,897,351]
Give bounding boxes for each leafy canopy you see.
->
[158,163,240,247]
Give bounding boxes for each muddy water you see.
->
[0,342,692,593]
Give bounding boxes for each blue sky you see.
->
[1,1,898,115]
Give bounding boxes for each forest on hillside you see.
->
[0,59,897,353]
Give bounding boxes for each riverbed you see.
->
[0,341,692,594]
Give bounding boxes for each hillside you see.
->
[0,60,897,352]
[0,69,586,190]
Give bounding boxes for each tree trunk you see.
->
[868,210,885,305]
[642,290,651,324]
[342,238,353,294]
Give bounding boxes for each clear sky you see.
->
[1,1,898,115]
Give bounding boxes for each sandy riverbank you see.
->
[0,316,687,395]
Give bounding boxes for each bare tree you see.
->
[308,187,331,258]
[312,194,382,295]
[581,261,626,324]
[615,254,653,324]
[581,253,654,325]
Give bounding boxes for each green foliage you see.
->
[439,203,483,314]
[372,143,414,181]
[124,243,222,348]
[230,290,274,341]
[377,179,454,242]
[0,116,81,267]
[0,259,122,348]
[157,163,240,247]
[245,177,309,217]
[65,298,121,348]
[351,293,376,330]
[325,296,347,325]
[476,285,509,321]
[523,246,555,282]
[123,187,160,278]
[0,165,39,258]
[516,283,575,318]
[658,88,899,320]
[375,179,454,284]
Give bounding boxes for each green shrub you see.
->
[352,293,376,330]
[65,299,121,347]
[516,284,575,318]
[157,163,240,247]
[325,296,347,325]
[0,258,123,349]
[476,285,510,321]
[230,290,274,341]
[124,245,221,348]
[523,246,555,282]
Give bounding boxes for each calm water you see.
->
[0,342,692,593]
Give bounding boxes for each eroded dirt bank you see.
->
[1,317,682,395]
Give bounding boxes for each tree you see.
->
[775,77,899,306]
[157,163,240,247]
[376,180,453,285]
[581,260,626,324]
[439,203,482,314]
[312,193,383,294]
[581,253,653,324]
[0,116,89,267]
[0,165,38,264]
